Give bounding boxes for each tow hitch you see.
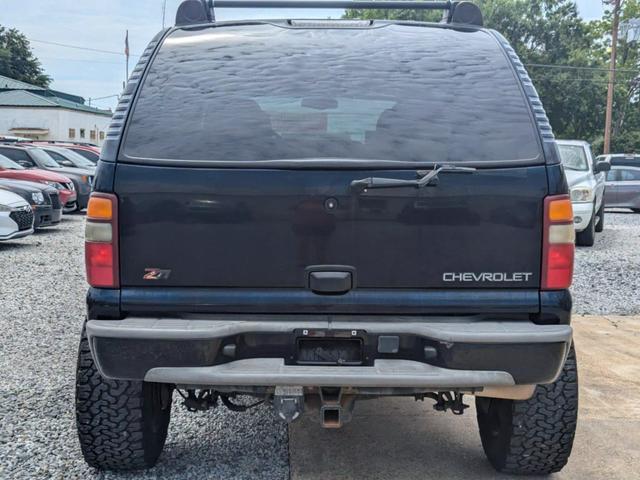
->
[318,387,355,428]
[272,386,356,428]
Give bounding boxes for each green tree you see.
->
[344,0,639,151]
[479,0,605,140]
[0,26,50,87]
[594,0,640,153]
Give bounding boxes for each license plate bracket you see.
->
[294,329,365,366]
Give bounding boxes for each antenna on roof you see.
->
[175,1,483,27]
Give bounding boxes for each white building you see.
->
[0,75,112,146]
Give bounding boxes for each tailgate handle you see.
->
[309,271,352,294]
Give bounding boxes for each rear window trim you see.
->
[117,21,545,170]
[113,156,543,169]
[488,30,548,161]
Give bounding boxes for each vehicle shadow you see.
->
[0,241,33,250]
[288,397,549,480]
[34,227,65,235]
[604,208,637,214]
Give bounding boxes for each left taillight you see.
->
[85,193,118,288]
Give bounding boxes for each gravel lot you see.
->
[0,215,288,480]
[0,211,638,479]
[573,210,640,315]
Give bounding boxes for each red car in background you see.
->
[65,145,100,163]
[0,154,77,210]
[30,142,101,164]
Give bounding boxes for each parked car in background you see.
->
[556,140,610,246]
[0,189,33,241]
[66,145,100,163]
[597,153,639,166]
[35,146,97,172]
[603,164,640,213]
[22,180,63,224]
[0,153,77,211]
[0,179,61,228]
[0,145,92,211]
[35,143,101,164]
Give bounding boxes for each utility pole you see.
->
[604,0,622,154]
[125,30,130,82]
[162,0,167,29]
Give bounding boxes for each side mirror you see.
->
[594,161,611,174]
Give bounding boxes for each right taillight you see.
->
[85,193,119,288]
[542,195,575,290]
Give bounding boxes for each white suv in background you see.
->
[0,189,34,241]
[556,140,610,246]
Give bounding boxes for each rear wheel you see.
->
[476,346,578,475]
[595,202,605,232]
[75,327,172,470]
[575,205,595,246]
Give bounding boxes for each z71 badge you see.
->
[143,268,171,280]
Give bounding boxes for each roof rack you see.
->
[26,140,99,147]
[175,1,483,27]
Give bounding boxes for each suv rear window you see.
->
[123,24,541,165]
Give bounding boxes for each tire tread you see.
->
[75,328,170,470]
[477,347,578,475]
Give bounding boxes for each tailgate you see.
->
[116,164,546,289]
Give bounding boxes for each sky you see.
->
[2,0,605,111]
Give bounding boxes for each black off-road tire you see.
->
[595,202,605,232]
[75,327,172,471]
[575,206,596,246]
[476,346,578,475]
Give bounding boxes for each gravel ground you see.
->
[0,215,288,480]
[572,210,640,315]
[0,211,638,479]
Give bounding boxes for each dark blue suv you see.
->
[76,1,577,474]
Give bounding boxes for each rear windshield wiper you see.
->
[350,164,476,192]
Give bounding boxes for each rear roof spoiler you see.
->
[175,0,483,27]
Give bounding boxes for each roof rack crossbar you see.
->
[213,1,452,9]
[176,0,483,26]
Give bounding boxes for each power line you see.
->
[530,71,639,85]
[91,94,120,101]
[27,38,640,74]
[531,77,631,86]
[525,63,640,74]
[29,38,140,57]
[39,56,124,65]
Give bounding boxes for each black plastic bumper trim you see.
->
[90,330,568,385]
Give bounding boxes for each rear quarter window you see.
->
[123,24,541,165]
